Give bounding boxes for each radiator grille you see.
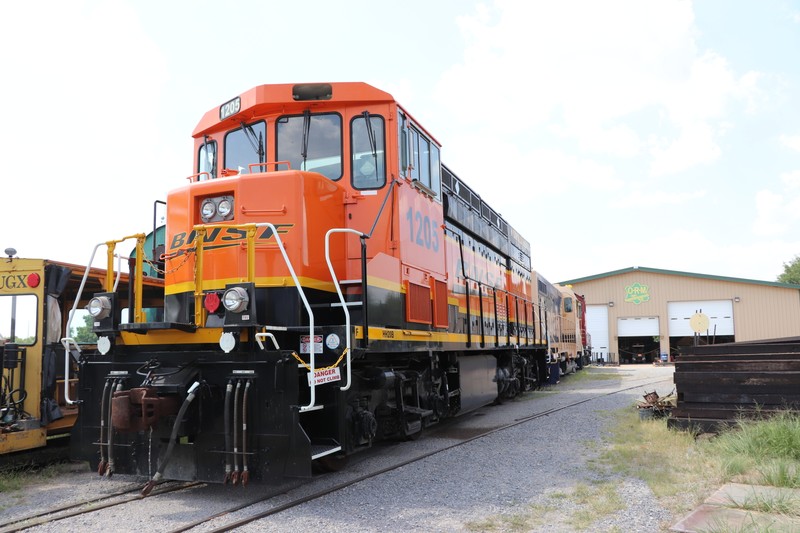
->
[406,282,432,324]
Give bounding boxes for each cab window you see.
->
[0,294,37,345]
[277,112,342,180]
[430,144,441,195]
[224,121,266,174]
[351,113,386,190]
[398,111,409,178]
[397,111,441,199]
[564,297,573,313]
[198,140,217,180]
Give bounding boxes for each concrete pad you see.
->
[670,483,800,532]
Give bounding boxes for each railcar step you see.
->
[330,301,362,307]
[310,442,342,460]
[118,322,196,333]
[403,406,434,417]
[310,301,362,309]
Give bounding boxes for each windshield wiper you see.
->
[240,122,265,163]
[301,110,311,170]
[362,111,376,157]
[362,111,378,178]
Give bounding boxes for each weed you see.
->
[464,510,538,532]
[758,460,800,489]
[562,368,621,384]
[0,470,24,493]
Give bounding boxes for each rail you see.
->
[61,235,146,405]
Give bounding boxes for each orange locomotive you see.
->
[70,83,558,489]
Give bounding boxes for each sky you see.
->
[2,0,799,284]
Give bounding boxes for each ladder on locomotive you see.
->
[291,228,367,461]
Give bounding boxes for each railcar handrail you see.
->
[61,234,146,405]
[324,228,367,392]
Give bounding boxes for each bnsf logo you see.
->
[0,273,40,290]
[168,224,294,253]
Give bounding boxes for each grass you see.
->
[0,460,88,513]
[701,514,791,533]
[0,461,81,494]
[464,504,545,532]
[730,490,800,516]
[594,407,724,511]
[708,411,800,488]
[0,470,25,493]
[594,407,800,531]
[466,373,800,531]
[564,482,625,530]
[563,367,621,384]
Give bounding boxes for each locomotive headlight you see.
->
[87,296,112,319]
[200,199,217,221]
[222,286,249,313]
[217,198,233,219]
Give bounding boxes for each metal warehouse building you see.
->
[560,266,800,363]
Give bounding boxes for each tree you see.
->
[777,255,800,285]
[71,313,98,344]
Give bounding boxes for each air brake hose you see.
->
[141,381,201,497]
[223,380,233,483]
[241,380,251,485]
[105,379,123,477]
[232,380,242,484]
[98,379,110,475]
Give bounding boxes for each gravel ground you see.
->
[3,364,678,533]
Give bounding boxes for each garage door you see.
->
[668,300,734,336]
[586,305,609,356]
[618,316,659,336]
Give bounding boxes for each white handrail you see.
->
[255,332,280,350]
[324,228,364,392]
[252,223,317,411]
[61,241,130,405]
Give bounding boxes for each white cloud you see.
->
[435,1,761,179]
[781,170,800,189]
[609,189,706,209]
[751,168,800,238]
[752,189,800,237]
[0,1,168,264]
[552,228,800,283]
[648,121,721,176]
[443,131,621,211]
[780,134,800,152]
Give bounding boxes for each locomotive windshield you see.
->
[277,112,342,181]
[224,121,266,173]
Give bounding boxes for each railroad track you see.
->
[0,481,204,533]
[1,371,672,533]
[177,373,675,533]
